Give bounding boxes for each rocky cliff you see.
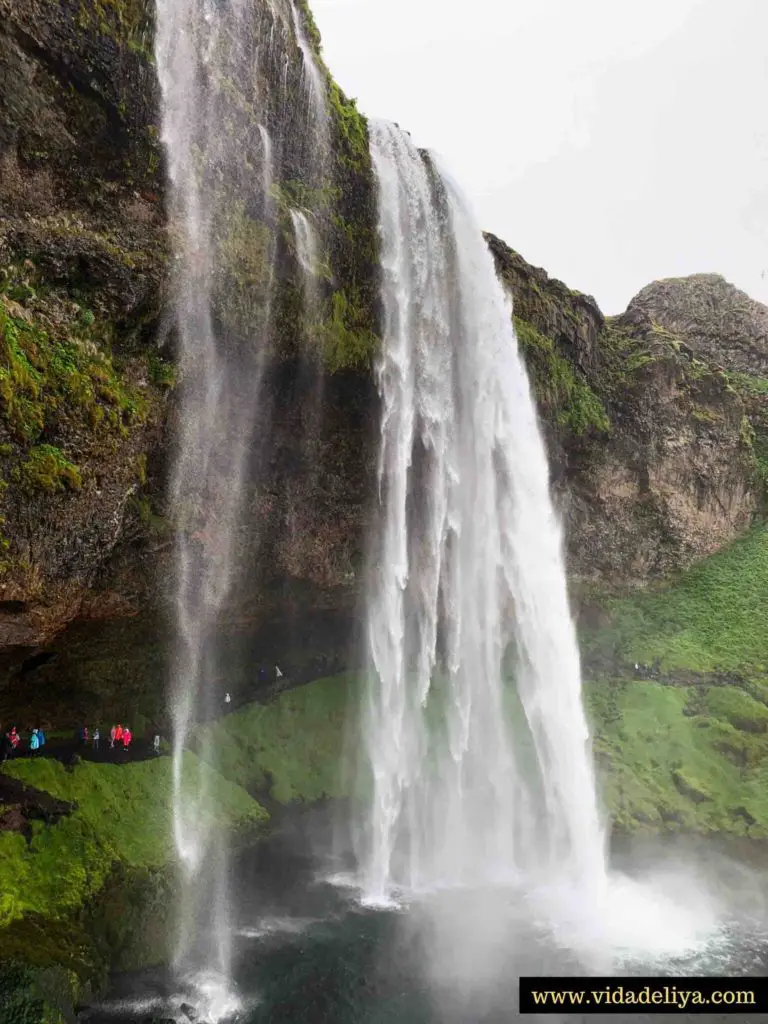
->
[1,0,767,727]
[487,236,765,596]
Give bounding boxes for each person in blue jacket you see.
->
[29,728,40,754]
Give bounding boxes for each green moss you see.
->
[0,297,148,444]
[328,82,369,172]
[212,201,273,337]
[0,756,266,928]
[581,523,768,675]
[147,352,176,389]
[196,674,354,803]
[514,317,610,435]
[585,680,768,835]
[76,0,154,61]
[318,289,379,371]
[17,445,82,493]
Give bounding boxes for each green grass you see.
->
[581,524,768,675]
[0,755,266,927]
[586,679,768,836]
[197,674,354,803]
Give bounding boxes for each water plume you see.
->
[358,119,607,904]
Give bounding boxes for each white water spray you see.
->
[359,121,607,905]
[155,0,331,1010]
[290,208,320,277]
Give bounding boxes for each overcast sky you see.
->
[312,0,768,314]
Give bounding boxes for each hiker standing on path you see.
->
[29,729,40,755]
[110,725,117,749]
[93,728,100,753]
[9,726,20,753]
[122,726,132,752]
[115,724,123,749]
[38,727,46,749]
[153,734,161,755]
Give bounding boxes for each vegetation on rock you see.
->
[0,755,266,928]
[514,316,609,436]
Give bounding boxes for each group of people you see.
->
[78,723,134,752]
[0,723,164,763]
[1,725,46,761]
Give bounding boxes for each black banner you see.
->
[519,977,767,1014]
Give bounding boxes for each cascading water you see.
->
[359,120,607,905]
[290,208,321,313]
[154,0,332,1015]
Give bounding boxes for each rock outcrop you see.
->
[625,274,768,375]
[488,236,765,593]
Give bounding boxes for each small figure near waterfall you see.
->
[110,725,117,749]
[122,726,132,751]
[275,665,283,679]
[115,724,124,747]
[37,727,45,749]
[153,734,161,755]
[29,728,40,754]
[224,692,231,705]
[93,728,100,753]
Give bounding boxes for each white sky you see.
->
[312,0,768,314]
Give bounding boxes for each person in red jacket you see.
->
[115,724,124,745]
[122,726,132,751]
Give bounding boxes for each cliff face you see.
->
[487,236,764,595]
[1,0,767,725]
[626,274,768,376]
[0,0,378,698]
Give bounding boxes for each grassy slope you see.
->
[0,754,267,927]
[581,524,768,836]
[198,673,355,803]
[582,524,768,675]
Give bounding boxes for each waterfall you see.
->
[289,208,320,318]
[359,121,607,905]
[154,0,331,1015]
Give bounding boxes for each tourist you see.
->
[93,727,100,753]
[153,734,161,755]
[9,726,20,752]
[37,727,46,748]
[275,665,283,679]
[115,723,124,747]
[110,724,117,749]
[80,724,89,745]
[29,728,40,755]
[224,692,232,705]
[122,726,132,751]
